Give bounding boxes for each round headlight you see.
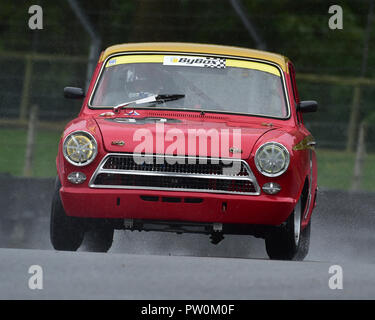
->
[63,131,97,166]
[255,142,290,177]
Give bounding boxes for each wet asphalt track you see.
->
[0,184,374,299]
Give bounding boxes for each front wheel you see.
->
[83,222,114,252]
[265,196,311,261]
[50,177,85,251]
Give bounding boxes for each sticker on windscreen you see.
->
[163,56,226,69]
[107,58,117,66]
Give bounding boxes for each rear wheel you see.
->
[265,195,311,261]
[50,177,85,251]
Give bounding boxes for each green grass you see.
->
[316,149,375,192]
[0,128,60,177]
[0,128,374,191]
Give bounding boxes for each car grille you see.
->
[89,154,260,195]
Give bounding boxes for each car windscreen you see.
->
[90,55,289,118]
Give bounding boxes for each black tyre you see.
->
[265,195,311,261]
[83,222,114,252]
[50,177,85,251]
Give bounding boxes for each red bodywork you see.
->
[57,49,318,232]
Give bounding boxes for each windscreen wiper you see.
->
[113,94,185,113]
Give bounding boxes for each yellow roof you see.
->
[100,42,289,72]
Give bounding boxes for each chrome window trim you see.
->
[89,153,261,196]
[87,51,291,120]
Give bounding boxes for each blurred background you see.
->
[1,0,374,190]
[0,0,374,250]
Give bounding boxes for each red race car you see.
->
[51,43,318,260]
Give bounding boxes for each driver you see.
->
[125,64,164,100]
[101,63,180,106]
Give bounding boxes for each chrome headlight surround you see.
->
[63,131,98,166]
[255,142,290,177]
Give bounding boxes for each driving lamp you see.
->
[67,172,87,184]
[262,182,282,195]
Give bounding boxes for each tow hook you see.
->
[210,223,224,244]
[210,233,224,244]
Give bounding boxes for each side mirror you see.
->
[64,87,85,99]
[297,100,318,113]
